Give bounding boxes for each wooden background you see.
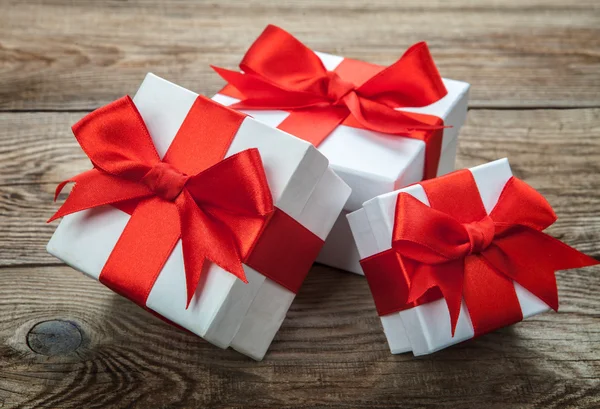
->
[1,0,599,408]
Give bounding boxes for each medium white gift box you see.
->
[347,159,555,355]
[212,26,470,274]
[47,73,351,361]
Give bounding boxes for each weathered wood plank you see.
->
[1,0,599,110]
[0,263,598,408]
[1,2,599,408]
[1,108,598,266]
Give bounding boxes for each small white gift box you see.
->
[47,73,351,360]
[213,30,470,275]
[347,159,557,355]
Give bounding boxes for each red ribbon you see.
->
[360,169,598,336]
[214,24,449,179]
[50,95,322,309]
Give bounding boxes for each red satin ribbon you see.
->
[214,24,448,179]
[361,169,598,336]
[50,95,321,309]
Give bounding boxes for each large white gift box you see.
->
[212,26,470,274]
[47,73,351,361]
[347,159,556,355]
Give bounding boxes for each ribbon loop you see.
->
[72,96,159,180]
[356,42,447,107]
[239,24,329,89]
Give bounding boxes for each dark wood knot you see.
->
[26,320,83,356]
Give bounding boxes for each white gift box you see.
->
[347,159,551,355]
[213,51,470,274]
[47,73,351,360]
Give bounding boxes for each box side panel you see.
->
[230,279,294,361]
[317,211,364,275]
[202,267,266,348]
[347,208,380,261]
[231,168,350,359]
[380,314,412,354]
[435,135,459,178]
[295,168,351,241]
[146,244,237,339]
[402,299,475,356]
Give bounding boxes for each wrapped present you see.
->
[47,73,351,360]
[212,25,470,274]
[348,159,598,355]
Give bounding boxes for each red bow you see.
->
[49,95,274,307]
[213,24,449,179]
[362,170,598,336]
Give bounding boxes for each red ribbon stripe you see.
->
[214,24,448,180]
[360,169,598,337]
[50,95,324,311]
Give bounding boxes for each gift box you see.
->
[348,158,598,355]
[212,25,470,274]
[47,73,351,360]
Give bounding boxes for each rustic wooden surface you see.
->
[0,1,599,408]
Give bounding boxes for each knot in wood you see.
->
[27,320,83,356]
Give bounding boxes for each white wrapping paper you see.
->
[213,51,470,274]
[348,159,551,355]
[48,73,351,360]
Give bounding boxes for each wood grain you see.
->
[0,263,598,409]
[1,0,600,110]
[1,1,600,408]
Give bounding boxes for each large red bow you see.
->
[362,170,598,336]
[213,24,449,179]
[49,96,274,307]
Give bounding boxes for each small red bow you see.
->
[213,25,449,179]
[363,170,598,336]
[49,96,274,307]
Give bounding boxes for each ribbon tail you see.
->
[344,92,449,181]
[212,66,325,110]
[463,254,522,337]
[99,197,181,307]
[344,93,448,133]
[176,190,247,308]
[48,169,152,222]
[484,229,599,312]
[407,261,464,336]
[212,66,284,98]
